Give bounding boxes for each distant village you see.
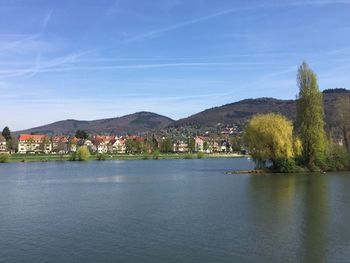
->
[0,126,245,155]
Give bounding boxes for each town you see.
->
[0,128,245,156]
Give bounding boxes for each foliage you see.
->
[324,144,350,171]
[75,130,89,139]
[153,150,160,160]
[151,136,159,151]
[0,154,10,163]
[296,62,327,168]
[69,152,77,161]
[96,153,107,161]
[142,152,151,160]
[203,141,209,152]
[230,137,243,152]
[2,127,11,141]
[243,113,296,168]
[160,137,173,153]
[125,139,142,154]
[76,146,90,161]
[187,137,195,153]
[197,152,205,159]
[335,96,350,153]
[184,153,194,159]
[274,158,304,173]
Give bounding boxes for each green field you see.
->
[4,153,247,163]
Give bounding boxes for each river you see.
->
[0,158,349,262]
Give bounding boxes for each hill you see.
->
[173,89,350,130]
[16,112,174,135]
[15,89,349,135]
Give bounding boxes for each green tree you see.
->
[0,153,10,163]
[2,127,11,141]
[6,137,18,153]
[243,113,296,169]
[187,137,195,153]
[335,96,350,153]
[160,137,173,153]
[296,62,327,169]
[230,137,242,152]
[75,130,89,139]
[125,139,142,154]
[151,135,159,151]
[203,141,209,152]
[76,146,90,161]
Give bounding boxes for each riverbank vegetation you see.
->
[1,152,245,163]
[243,62,350,173]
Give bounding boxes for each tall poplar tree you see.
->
[296,62,327,168]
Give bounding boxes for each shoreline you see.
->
[2,153,248,163]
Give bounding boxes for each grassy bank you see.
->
[3,153,247,163]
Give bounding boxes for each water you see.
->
[0,158,350,263]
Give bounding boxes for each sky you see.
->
[1,0,350,130]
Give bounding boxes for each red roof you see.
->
[19,134,46,142]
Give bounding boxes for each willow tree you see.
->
[244,113,297,168]
[296,62,327,168]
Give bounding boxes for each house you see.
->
[97,141,108,154]
[220,140,231,152]
[68,137,78,152]
[83,139,96,152]
[173,141,188,153]
[51,136,70,154]
[194,136,205,152]
[113,137,126,154]
[0,135,7,153]
[92,136,113,154]
[18,134,52,154]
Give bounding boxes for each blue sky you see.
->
[1,0,350,130]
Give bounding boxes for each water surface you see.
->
[0,158,350,263]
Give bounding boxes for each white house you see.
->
[18,134,52,154]
[113,137,126,153]
[194,136,205,152]
[0,135,7,153]
[173,141,188,153]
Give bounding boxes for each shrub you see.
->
[142,152,150,160]
[325,144,350,171]
[96,153,107,161]
[197,152,205,159]
[153,150,160,160]
[76,146,90,161]
[274,158,304,173]
[184,153,194,159]
[0,154,10,163]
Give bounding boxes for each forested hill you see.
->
[16,89,349,135]
[16,112,174,136]
[173,89,350,130]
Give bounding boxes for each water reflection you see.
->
[248,175,329,262]
[299,176,329,263]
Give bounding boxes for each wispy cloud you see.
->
[123,0,350,43]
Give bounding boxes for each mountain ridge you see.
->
[15,89,350,135]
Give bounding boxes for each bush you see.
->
[197,152,205,159]
[142,152,150,160]
[96,153,107,161]
[69,152,77,161]
[325,144,350,171]
[184,153,194,159]
[274,158,304,173]
[153,150,160,160]
[0,154,10,163]
[73,146,90,161]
